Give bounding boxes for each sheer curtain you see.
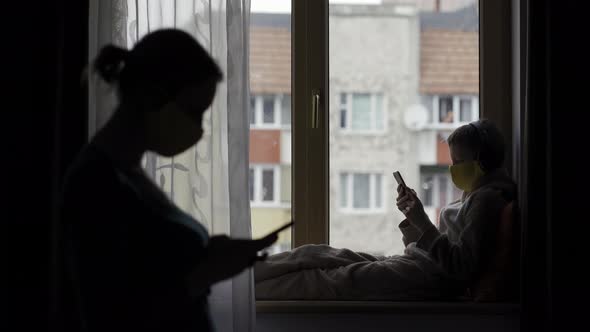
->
[88,1,254,331]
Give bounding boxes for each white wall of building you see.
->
[329,4,420,256]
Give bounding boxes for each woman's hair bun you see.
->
[93,44,129,83]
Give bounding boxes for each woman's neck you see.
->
[91,106,147,170]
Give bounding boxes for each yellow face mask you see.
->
[449,161,485,192]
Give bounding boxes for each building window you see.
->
[250,94,291,128]
[339,93,386,132]
[439,96,454,123]
[459,97,473,122]
[429,95,479,126]
[262,96,275,124]
[420,171,462,208]
[250,165,280,205]
[339,172,384,212]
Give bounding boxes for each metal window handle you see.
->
[311,89,320,129]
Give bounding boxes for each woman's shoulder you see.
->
[62,145,133,201]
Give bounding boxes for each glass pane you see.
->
[351,93,372,130]
[375,94,384,130]
[352,174,370,209]
[340,173,348,207]
[439,96,453,123]
[262,169,274,201]
[250,96,256,125]
[330,0,479,256]
[263,96,275,124]
[460,98,472,122]
[281,95,291,125]
[249,2,291,254]
[340,108,347,128]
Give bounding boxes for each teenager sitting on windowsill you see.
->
[255,119,517,301]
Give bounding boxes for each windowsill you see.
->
[256,300,520,315]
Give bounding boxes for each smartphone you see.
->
[263,220,294,238]
[393,171,407,189]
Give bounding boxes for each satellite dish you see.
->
[403,104,429,131]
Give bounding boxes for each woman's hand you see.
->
[206,234,278,282]
[186,233,278,295]
[396,185,431,230]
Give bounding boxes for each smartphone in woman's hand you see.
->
[262,220,294,239]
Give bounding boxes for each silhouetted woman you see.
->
[60,29,276,331]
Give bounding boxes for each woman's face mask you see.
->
[449,161,484,192]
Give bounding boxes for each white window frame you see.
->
[427,95,479,129]
[339,172,385,214]
[250,94,292,130]
[250,164,282,208]
[339,92,387,135]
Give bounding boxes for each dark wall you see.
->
[5,1,88,330]
[6,0,589,331]
[524,1,590,331]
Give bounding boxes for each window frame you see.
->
[250,94,292,130]
[259,0,519,311]
[427,94,480,129]
[338,92,388,135]
[249,164,286,208]
[339,172,386,214]
[288,0,516,282]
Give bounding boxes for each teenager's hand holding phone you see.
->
[394,171,430,230]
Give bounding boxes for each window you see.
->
[439,96,454,123]
[339,93,386,132]
[429,95,479,126]
[339,172,384,213]
[251,0,502,261]
[329,1,480,256]
[263,96,275,124]
[249,94,292,128]
[459,98,473,122]
[249,6,292,255]
[250,165,280,206]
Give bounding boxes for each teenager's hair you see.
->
[93,29,222,108]
[447,119,505,171]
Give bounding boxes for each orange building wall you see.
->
[250,130,281,163]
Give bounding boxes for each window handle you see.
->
[311,89,320,129]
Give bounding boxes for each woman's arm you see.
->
[185,234,277,297]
